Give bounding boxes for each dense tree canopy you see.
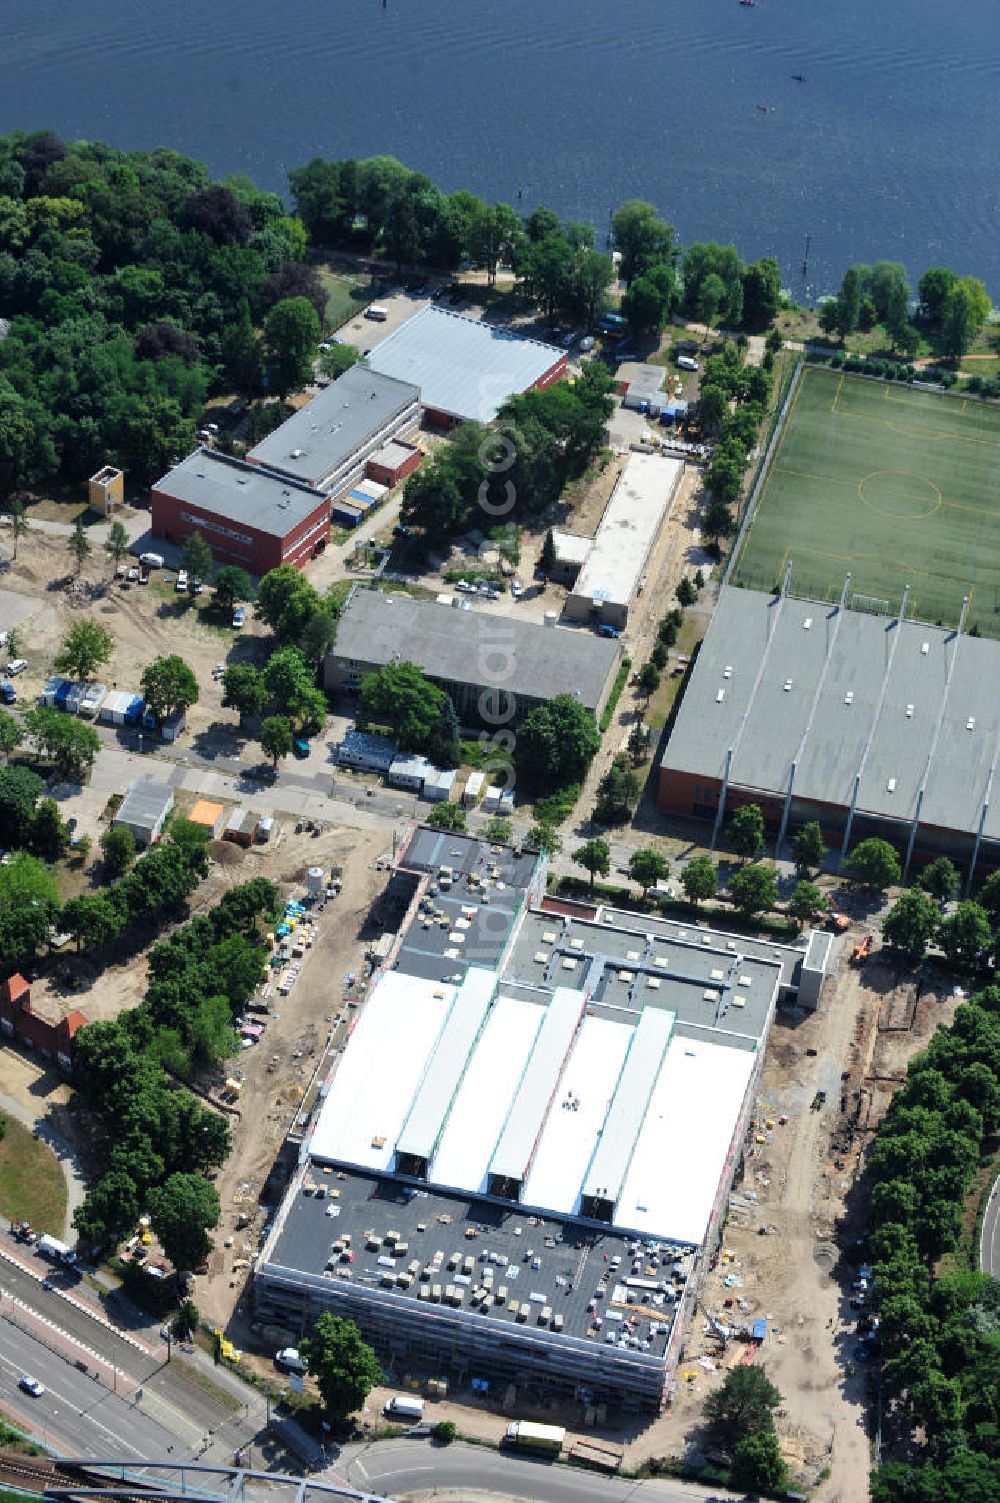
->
[301,1313,382,1423]
[514,693,600,793]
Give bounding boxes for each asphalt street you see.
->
[980,1174,1000,1280]
[341,1439,741,1503]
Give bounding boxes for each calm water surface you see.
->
[3,0,999,296]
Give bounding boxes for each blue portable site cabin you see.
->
[752,1318,767,1342]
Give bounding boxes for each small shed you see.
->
[224,807,260,846]
[114,778,174,848]
[189,799,226,838]
[331,499,365,529]
[462,770,485,807]
[366,439,423,488]
[336,729,397,774]
[388,753,434,792]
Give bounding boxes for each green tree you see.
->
[0,708,23,760]
[514,694,600,793]
[919,857,959,906]
[484,816,513,845]
[742,257,782,330]
[7,497,29,560]
[222,664,267,727]
[787,879,826,929]
[61,893,121,952]
[539,530,557,575]
[54,618,115,680]
[264,296,320,396]
[23,707,99,780]
[104,519,130,576]
[845,837,901,891]
[0,764,44,848]
[941,279,986,361]
[73,1168,140,1248]
[432,1420,457,1445]
[638,661,660,697]
[256,563,323,644]
[69,516,91,575]
[147,1171,221,1271]
[299,608,338,671]
[172,1299,200,1340]
[730,1430,787,1492]
[612,200,676,284]
[681,855,717,907]
[938,901,991,969]
[629,848,669,893]
[101,823,136,876]
[594,754,641,826]
[319,343,359,381]
[359,660,456,757]
[31,797,69,859]
[918,266,958,328]
[703,1364,782,1450]
[573,837,610,892]
[882,888,940,962]
[0,852,60,911]
[260,714,293,769]
[182,530,213,584]
[212,565,253,615]
[526,821,562,855]
[729,862,779,919]
[141,654,199,722]
[792,820,826,875]
[727,803,765,860]
[300,1313,382,1423]
[426,801,467,832]
[976,869,1000,924]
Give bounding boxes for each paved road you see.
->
[980,1174,1000,1280]
[339,1439,740,1503]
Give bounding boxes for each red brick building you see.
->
[0,974,86,1073]
[151,450,331,575]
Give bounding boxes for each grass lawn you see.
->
[646,614,709,729]
[731,364,1000,634]
[0,1114,67,1236]
[317,265,369,333]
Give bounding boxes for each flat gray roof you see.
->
[247,366,419,487]
[367,305,565,424]
[662,586,1000,842]
[154,449,324,541]
[330,588,621,715]
[116,778,173,832]
[619,361,666,397]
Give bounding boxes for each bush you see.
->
[432,1420,457,1444]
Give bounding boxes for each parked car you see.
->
[0,681,16,704]
[275,1347,308,1375]
[597,624,621,639]
[175,569,188,593]
[139,552,164,568]
[191,580,204,596]
[579,335,596,352]
[19,1375,44,1397]
[232,605,247,629]
[5,659,27,675]
[510,579,524,598]
[126,566,139,582]
[292,737,310,759]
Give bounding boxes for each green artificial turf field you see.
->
[730,365,1000,635]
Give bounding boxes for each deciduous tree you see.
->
[787,880,825,929]
[728,803,765,860]
[573,837,610,892]
[681,855,717,907]
[182,530,213,584]
[792,820,826,875]
[69,516,91,574]
[882,889,940,962]
[54,618,114,680]
[260,714,293,769]
[845,837,901,891]
[728,862,778,918]
[104,519,130,576]
[141,654,199,722]
[147,1172,220,1271]
[300,1313,382,1423]
[628,848,669,893]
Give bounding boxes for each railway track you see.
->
[0,1450,62,1493]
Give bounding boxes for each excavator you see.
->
[851,934,873,965]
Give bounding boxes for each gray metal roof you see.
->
[330,589,621,715]
[115,778,173,833]
[247,366,419,487]
[662,586,1000,841]
[154,449,324,541]
[366,305,565,424]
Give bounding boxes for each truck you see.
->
[504,1421,566,1455]
[384,1395,424,1421]
[37,1233,77,1267]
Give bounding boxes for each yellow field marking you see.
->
[857,470,942,520]
[772,464,860,490]
[735,367,806,565]
[832,372,845,413]
[830,400,997,448]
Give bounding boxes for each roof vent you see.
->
[716,689,725,703]
[921,641,930,655]
[887,777,897,793]
[844,691,854,705]
[783,679,793,692]
[803,616,812,629]
[906,704,914,718]
[291,448,303,458]
[967,717,976,731]
[723,665,733,679]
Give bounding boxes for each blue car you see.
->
[597,624,621,639]
[0,680,16,704]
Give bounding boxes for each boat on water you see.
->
[756,104,776,113]
[739,0,757,8]
[791,73,807,82]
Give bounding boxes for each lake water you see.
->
[4,0,1000,298]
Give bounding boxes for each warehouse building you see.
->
[366,305,567,426]
[246,366,420,496]
[151,450,331,574]
[565,452,683,630]
[324,587,621,729]
[254,828,826,1410]
[658,584,1000,881]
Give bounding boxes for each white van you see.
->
[275,1347,308,1375]
[384,1395,424,1420]
[365,305,389,322]
[676,354,699,372]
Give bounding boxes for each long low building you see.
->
[659,583,1000,877]
[564,452,683,630]
[366,305,567,426]
[253,829,825,1412]
[324,586,621,729]
[246,365,420,496]
[151,449,331,574]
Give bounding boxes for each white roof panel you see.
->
[309,973,452,1171]
[396,968,497,1163]
[489,987,585,1184]
[618,1036,755,1246]
[522,1016,632,1216]
[582,1007,676,1207]
[430,995,545,1194]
